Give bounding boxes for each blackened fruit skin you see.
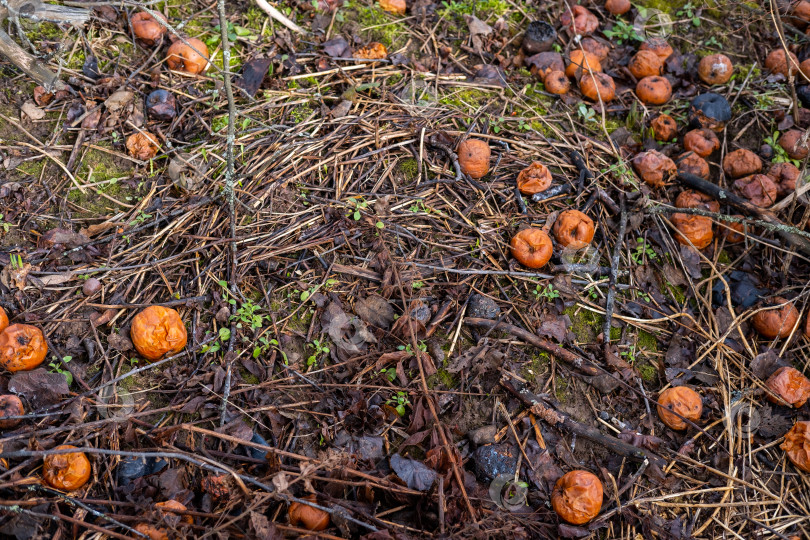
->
[522,21,557,55]
[146,90,177,121]
[689,93,732,132]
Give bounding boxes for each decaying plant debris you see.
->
[0,0,809,539]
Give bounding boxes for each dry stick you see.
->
[500,374,662,466]
[677,171,810,256]
[464,318,599,376]
[217,0,239,427]
[603,194,627,350]
[254,0,305,34]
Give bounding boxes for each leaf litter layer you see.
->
[0,0,809,539]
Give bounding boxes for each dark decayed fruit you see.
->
[522,21,557,54]
[689,93,732,131]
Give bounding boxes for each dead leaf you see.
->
[9,368,70,408]
[104,90,135,113]
[354,295,394,328]
[238,57,273,97]
[40,228,90,249]
[108,332,133,352]
[21,101,45,121]
[249,512,283,540]
[464,15,493,54]
[323,36,351,58]
[1,262,32,290]
[322,302,376,353]
[750,349,789,380]
[331,99,353,118]
[272,471,289,493]
[390,454,436,491]
[35,273,73,286]
[618,430,663,451]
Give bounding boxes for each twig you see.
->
[217,0,239,427]
[603,194,627,348]
[254,0,305,34]
[500,374,663,465]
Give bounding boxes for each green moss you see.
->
[16,160,45,178]
[610,327,621,341]
[23,21,65,42]
[387,73,403,85]
[286,308,313,332]
[398,158,419,180]
[290,106,314,123]
[733,64,761,83]
[554,374,569,402]
[664,282,687,304]
[637,361,658,383]
[438,0,509,21]
[245,7,267,31]
[428,368,457,389]
[77,148,128,182]
[521,352,550,382]
[564,306,605,344]
[239,367,260,385]
[604,118,623,134]
[635,0,687,14]
[354,5,408,49]
[66,49,86,71]
[717,250,731,265]
[637,330,658,352]
[67,149,137,217]
[439,89,489,109]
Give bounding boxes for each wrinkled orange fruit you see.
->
[166,38,209,74]
[156,499,193,524]
[126,131,160,161]
[672,213,713,249]
[457,139,491,179]
[657,386,702,430]
[130,306,187,361]
[752,297,799,339]
[0,306,8,334]
[378,0,406,15]
[510,228,553,269]
[553,210,595,248]
[43,445,91,490]
[354,42,388,60]
[130,12,167,46]
[551,470,603,524]
[765,366,810,408]
[134,523,169,540]
[517,162,552,194]
[0,394,24,429]
[289,495,330,531]
[781,421,810,472]
[0,324,48,372]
